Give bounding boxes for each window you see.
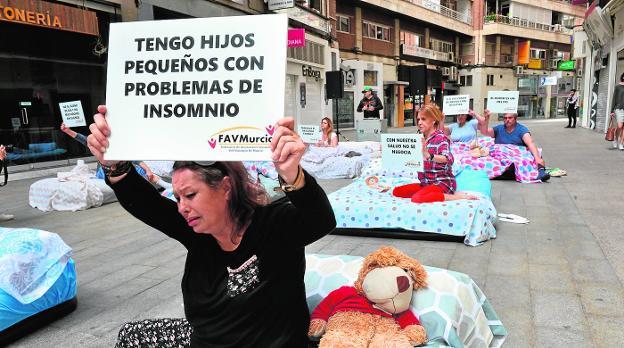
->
[364,70,378,86]
[287,40,325,65]
[363,21,391,42]
[430,38,454,53]
[466,75,473,86]
[530,49,546,59]
[460,75,465,86]
[487,74,494,86]
[337,15,351,33]
[400,31,423,48]
[302,0,322,13]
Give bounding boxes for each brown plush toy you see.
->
[308,246,428,347]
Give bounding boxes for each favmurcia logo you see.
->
[208,125,274,153]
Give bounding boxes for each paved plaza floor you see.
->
[2,119,624,347]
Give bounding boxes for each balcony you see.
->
[482,14,573,44]
[512,0,587,17]
[359,0,473,36]
[274,5,330,35]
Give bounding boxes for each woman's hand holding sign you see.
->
[270,117,306,187]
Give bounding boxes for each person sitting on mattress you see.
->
[393,104,477,203]
[442,111,478,143]
[477,110,550,182]
[315,117,338,147]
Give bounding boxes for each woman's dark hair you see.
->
[456,114,473,122]
[171,161,268,243]
[621,73,624,82]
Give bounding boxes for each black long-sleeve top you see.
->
[612,84,624,112]
[356,95,384,119]
[108,167,336,347]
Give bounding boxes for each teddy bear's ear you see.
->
[401,258,428,289]
[354,257,378,294]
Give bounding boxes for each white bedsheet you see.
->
[301,142,381,179]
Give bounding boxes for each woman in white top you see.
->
[316,117,338,147]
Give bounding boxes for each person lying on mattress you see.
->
[393,104,478,203]
[476,110,550,182]
[87,105,336,348]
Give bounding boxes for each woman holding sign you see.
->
[393,104,476,203]
[87,105,336,347]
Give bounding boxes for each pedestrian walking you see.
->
[87,105,336,347]
[0,145,14,222]
[610,73,624,150]
[565,89,579,128]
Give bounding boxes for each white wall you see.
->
[509,2,552,25]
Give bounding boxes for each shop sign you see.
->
[268,0,294,11]
[539,76,557,86]
[287,28,305,47]
[343,70,355,88]
[104,14,288,161]
[59,100,87,127]
[0,0,98,35]
[443,95,469,115]
[297,124,321,143]
[402,45,450,62]
[422,0,441,13]
[557,60,575,71]
[381,134,424,173]
[302,65,321,81]
[487,91,519,114]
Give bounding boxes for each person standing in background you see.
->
[0,145,14,222]
[565,89,579,129]
[610,73,624,150]
[356,87,383,119]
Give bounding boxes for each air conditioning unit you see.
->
[514,65,524,76]
[576,68,583,77]
[550,59,559,69]
[584,5,613,47]
[441,67,451,76]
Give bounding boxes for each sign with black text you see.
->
[442,94,469,115]
[104,14,288,161]
[487,91,519,114]
[59,101,86,127]
[298,124,321,143]
[381,134,424,172]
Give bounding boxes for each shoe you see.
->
[614,140,619,149]
[564,125,571,128]
[619,144,624,150]
[537,168,550,182]
[0,213,14,222]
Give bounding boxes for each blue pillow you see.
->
[456,169,491,198]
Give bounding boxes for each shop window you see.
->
[364,70,378,86]
[400,31,423,48]
[486,74,494,86]
[363,21,391,42]
[337,15,351,33]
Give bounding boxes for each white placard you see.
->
[381,134,424,172]
[104,14,288,161]
[487,91,520,114]
[442,95,469,115]
[539,76,557,86]
[268,0,294,11]
[59,101,86,127]
[298,124,321,144]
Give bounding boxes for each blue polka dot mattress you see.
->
[327,176,497,246]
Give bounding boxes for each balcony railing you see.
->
[402,0,472,25]
[483,14,573,34]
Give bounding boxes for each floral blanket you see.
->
[451,137,542,183]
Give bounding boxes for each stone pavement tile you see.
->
[350,243,393,257]
[558,224,598,243]
[486,275,531,309]
[133,294,185,320]
[564,240,606,261]
[406,247,454,269]
[399,239,460,251]
[578,283,624,317]
[306,235,337,253]
[8,328,103,348]
[525,205,553,218]
[529,264,575,292]
[586,315,624,348]
[489,231,527,256]
[493,306,533,348]
[85,276,168,308]
[534,327,594,348]
[570,259,621,284]
[488,253,528,277]
[80,264,156,291]
[140,256,186,280]
[532,291,586,329]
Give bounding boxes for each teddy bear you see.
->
[308,246,428,347]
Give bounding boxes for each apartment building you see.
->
[460,0,586,118]
[331,0,473,128]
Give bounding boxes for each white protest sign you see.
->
[298,125,321,144]
[442,95,469,115]
[59,101,86,127]
[487,91,519,114]
[381,134,424,172]
[104,14,288,161]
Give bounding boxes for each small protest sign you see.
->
[442,95,469,115]
[487,91,519,114]
[298,124,321,143]
[59,101,86,127]
[381,134,424,172]
[104,14,288,161]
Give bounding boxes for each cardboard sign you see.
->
[442,95,469,115]
[59,101,87,127]
[487,91,520,114]
[104,14,288,161]
[381,134,424,172]
[298,124,321,143]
